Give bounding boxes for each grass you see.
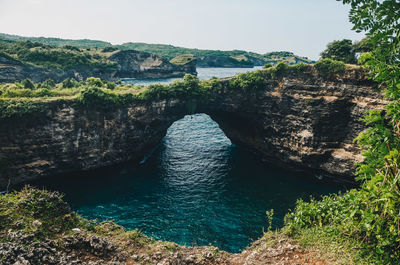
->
[0,186,81,240]
[286,226,383,265]
[170,54,196,65]
[0,187,158,251]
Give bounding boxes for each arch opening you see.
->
[31,113,346,253]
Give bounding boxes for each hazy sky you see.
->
[0,0,363,60]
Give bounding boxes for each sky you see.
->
[0,0,364,60]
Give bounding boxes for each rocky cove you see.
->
[0,66,384,188]
[0,65,388,264]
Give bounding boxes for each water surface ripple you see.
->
[34,114,346,253]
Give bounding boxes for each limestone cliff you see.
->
[201,68,385,180]
[0,67,385,188]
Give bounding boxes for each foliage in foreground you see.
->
[285,0,400,263]
[0,186,152,251]
[0,187,80,239]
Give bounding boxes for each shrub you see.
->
[0,187,80,239]
[106,82,116,90]
[63,45,80,52]
[62,78,75,88]
[274,61,289,76]
[264,63,273,69]
[314,58,346,77]
[21,79,35,89]
[40,79,56,89]
[101,46,118,53]
[79,86,117,108]
[229,70,265,92]
[320,39,357,64]
[0,99,51,119]
[86,77,103,87]
[200,77,223,93]
[293,63,309,72]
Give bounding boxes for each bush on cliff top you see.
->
[21,78,35,89]
[0,187,80,239]
[0,99,52,119]
[320,39,357,64]
[285,0,400,263]
[314,58,346,77]
[78,86,135,110]
[139,74,209,101]
[229,70,265,93]
[0,187,153,249]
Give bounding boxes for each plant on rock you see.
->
[285,0,400,263]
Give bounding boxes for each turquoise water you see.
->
[33,114,347,253]
[122,66,263,86]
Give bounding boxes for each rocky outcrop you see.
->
[0,99,187,188]
[110,50,197,78]
[0,67,385,188]
[201,68,385,181]
[0,50,197,83]
[1,225,323,265]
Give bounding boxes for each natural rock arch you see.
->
[0,69,385,189]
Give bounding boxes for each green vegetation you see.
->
[0,60,311,119]
[0,39,118,71]
[118,42,257,61]
[0,187,81,240]
[118,43,314,66]
[170,54,196,65]
[320,37,374,65]
[314,58,346,77]
[0,60,332,121]
[62,78,78,88]
[21,78,35,89]
[0,33,112,49]
[0,33,315,68]
[263,51,314,65]
[283,0,400,263]
[0,186,155,251]
[320,39,357,64]
[354,37,374,54]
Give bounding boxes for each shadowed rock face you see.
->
[0,68,385,188]
[202,70,385,181]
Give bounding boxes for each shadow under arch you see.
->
[28,112,347,253]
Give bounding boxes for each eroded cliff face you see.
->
[0,68,385,188]
[201,68,385,180]
[0,100,187,188]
